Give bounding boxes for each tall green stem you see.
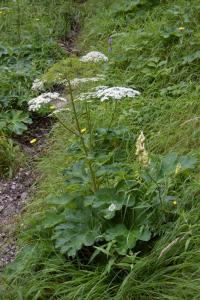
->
[85,102,92,150]
[67,79,98,192]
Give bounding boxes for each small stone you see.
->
[21,192,27,201]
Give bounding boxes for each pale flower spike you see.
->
[135,131,149,166]
[175,163,182,175]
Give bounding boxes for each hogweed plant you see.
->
[39,85,197,265]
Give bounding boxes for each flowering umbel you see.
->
[135,131,149,166]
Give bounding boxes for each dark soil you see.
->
[14,115,54,154]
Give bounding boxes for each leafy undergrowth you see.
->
[2,0,200,299]
[0,0,82,177]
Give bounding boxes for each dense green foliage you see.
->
[0,0,70,128]
[0,0,82,177]
[1,0,200,299]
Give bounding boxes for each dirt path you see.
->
[0,117,53,269]
[0,168,34,268]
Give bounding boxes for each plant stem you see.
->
[67,79,98,192]
[107,102,117,133]
[85,102,92,150]
[55,115,79,137]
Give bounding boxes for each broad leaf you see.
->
[45,194,76,206]
[137,225,151,241]
[63,160,90,185]
[39,211,66,229]
[0,110,32,135]
[85,188,135,219]
[52,209,101,256]
[104,224,139,255]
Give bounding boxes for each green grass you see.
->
[1,0,200,299]
[0,0,71,110]
[0,132,25,178]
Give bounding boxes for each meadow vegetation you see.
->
[0,0,81,177]
[1,0,200,299]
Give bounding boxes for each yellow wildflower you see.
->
[172,200,177,206]
[135,131,149,166]
[30,138,37,144]
[178,27,185,31]
[81,128,87,133]
[50,105,56,110]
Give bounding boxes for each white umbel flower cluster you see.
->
[79,86,140,102]
[28,92,67,112]
[80,51,108,63]
[70,75,104,87]
[31,79,45,91]
[48,76,104,88]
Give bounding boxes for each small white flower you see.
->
[80,51,108,63]
[108,203,116,212]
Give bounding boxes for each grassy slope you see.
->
[1,0,200,299]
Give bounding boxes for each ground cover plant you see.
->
[1,0,200,299]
